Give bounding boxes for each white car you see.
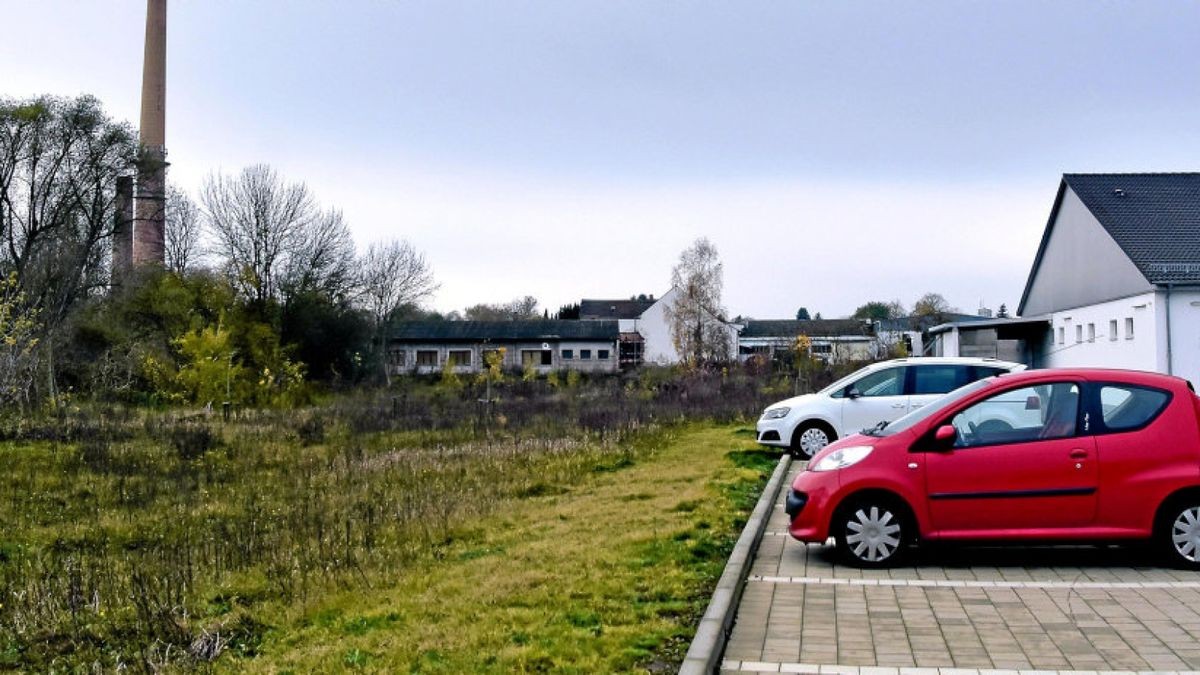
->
[756,357,1026,457]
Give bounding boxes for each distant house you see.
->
[388,320,619,375]
[579,296,658,367]
[934,172,1200,384]
[579,288,739,365]
[737,319,877,363]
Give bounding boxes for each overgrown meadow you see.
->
[0,365,819,672]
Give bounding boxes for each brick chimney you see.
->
[133,0,167,266]
[111,175,134,283]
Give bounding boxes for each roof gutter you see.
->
[1166,283,1174,376]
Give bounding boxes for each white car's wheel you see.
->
[791,423,834,459]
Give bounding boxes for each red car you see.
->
[786,368,1200,568]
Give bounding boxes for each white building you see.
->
[580,287,739,365]
[935,173,1200,385]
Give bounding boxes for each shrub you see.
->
[297,414,327,445]
[168,422,220,461]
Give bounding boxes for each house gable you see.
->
[579,298,657,320]
[1019,183,1152,316]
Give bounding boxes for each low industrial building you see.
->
[388,320,620,375]
[737,319,877,363]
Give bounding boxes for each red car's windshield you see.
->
[864,377,995,436]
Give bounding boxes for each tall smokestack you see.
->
[111,176,134,283]
[134,0,167,266]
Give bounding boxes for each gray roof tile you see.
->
[391,320,619,343]
[740,319,873,338]
[579,298,656,319]
[1064,172,1200,284]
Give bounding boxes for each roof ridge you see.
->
[1064,171,1200,177]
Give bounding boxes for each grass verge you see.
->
[226,424,776,673]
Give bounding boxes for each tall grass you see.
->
[0,361,844,671]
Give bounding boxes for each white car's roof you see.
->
[864,356,1025,370]
[817,357,1025,396]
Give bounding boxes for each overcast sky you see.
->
[3,1,1198,318]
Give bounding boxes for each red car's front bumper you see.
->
[786,468,840,543]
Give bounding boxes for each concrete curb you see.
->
[679,453,794,675]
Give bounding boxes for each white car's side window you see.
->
[849,368,905,398]
[911,365,963,395]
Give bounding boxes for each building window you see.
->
[388,348,406,366]
[579,349,592,360]
[1057,327,1064,345]
[521,350,552,366]
[1075,325,1083,343]
[447,350,471,367]
[1125,317,1134,340]
[562,349,574,359]
[1109,319,1118,341]
[811,344,833,355]
[416,350,438,367]
[1087,323,1095,343]
[598,349,610,360]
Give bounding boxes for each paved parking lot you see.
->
[721,467,1200,675]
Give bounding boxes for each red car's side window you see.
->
[1096,384,1171,433]
[949,382,1080,448]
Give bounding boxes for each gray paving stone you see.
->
[722,466,1200,671]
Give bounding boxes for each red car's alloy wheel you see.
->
[835,500,908,568]
[1170,505,1200,564]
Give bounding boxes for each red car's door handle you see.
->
[1069,449,1089,459]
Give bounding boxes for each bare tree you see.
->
[200,164,317,305]
[281,207,356,300]
[1,96,136,303]
[665,237,731,366]
[357,239,438,383]
[0,95,137,402]
[164,185,202,274]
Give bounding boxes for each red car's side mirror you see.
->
[934,425,957,445]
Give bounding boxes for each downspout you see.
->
[1165,283,1174,375]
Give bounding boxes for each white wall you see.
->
[1041,292,1158,373]
[1165,288,1200,387]
[633,287,680,364]
[937,328,960,357]
[633,287,738,364]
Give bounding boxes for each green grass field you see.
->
[237,425,774,673]
[0,414,776,672]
